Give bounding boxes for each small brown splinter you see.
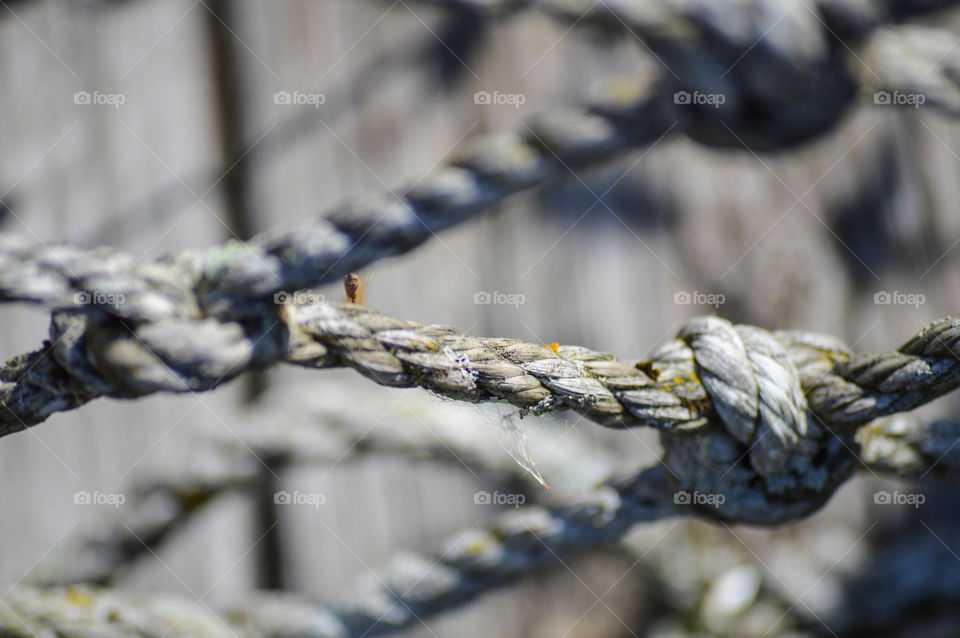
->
[635,360,660,381]
[344,273,364,304]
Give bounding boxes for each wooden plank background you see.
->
[1,1,959,636]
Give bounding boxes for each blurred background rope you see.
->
[5,407,959,638]
[0,466,676,638]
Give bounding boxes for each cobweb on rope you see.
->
[440,341,552,488]
[496,408,552,490]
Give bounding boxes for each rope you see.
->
[0,302,950,432]
[8,407,955,638]
[412,0,960,122]
[416,0,960,22]
[28,378,601,587]
[4,298,959,523]
[857,414,960,479]
[5,404,956,637]
[0,0,956,439]
[1,1,958,635]
[0,72,671,322]
[0,467,674,638]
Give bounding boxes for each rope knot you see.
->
[657,316,856,524]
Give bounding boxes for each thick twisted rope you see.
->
[6,299,960,523]
[7,302,960,437]
[242,467,674,638]
[271,306,960,438]
[414,0,960,117]
[283,305,960,523]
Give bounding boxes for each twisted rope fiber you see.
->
[3,453,957,638]
[0,73,671,322]
[1,2,959,628]
[3,0,960,437]
[30,415,960,634]
[283,305,960,523]
[7,298,960,440]
[284,305,960,434]
[9,297,959,523]
[2,2,960,636]
[240,467,674,638]
[415,0,960,59]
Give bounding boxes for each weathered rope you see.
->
[283,305,960,523]
[3,303,957,436]
[5,300,960,523]
[0,0,957,437]
[28,379,602,587]
[0,2,956,318]
[243,467,674,638]
[1,466,675,638]
[856,414,960,479]
[10,408,957,638]
[411,0,960,121]
[5,405,958,638]
[415,0,960,23]
[0,70,671,322]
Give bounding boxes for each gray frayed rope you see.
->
[7,301,960,523]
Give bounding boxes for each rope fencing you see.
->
[3,0,960,636]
